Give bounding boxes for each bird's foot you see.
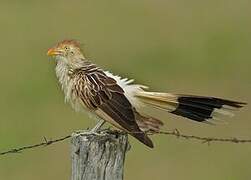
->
[72,120,107,137]
[71,129,107,137]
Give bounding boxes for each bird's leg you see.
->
[72,120,106,137]
[89,119,106,133]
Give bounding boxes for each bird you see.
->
[47,39,246,148]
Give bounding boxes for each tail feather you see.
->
[135,111,164,132]
[136,91,246,123]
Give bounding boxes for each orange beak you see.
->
[47,47,63,56]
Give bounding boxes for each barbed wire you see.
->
[0,135,71,156]
[1,129,251,156]
[156,129,251,144]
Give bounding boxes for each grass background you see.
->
[0,0,250,179]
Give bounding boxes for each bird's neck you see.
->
[55,58,97,99]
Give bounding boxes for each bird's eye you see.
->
[64,46,69,50]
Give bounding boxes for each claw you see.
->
[71,129,106,137]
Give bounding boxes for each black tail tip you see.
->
[171,95,246,122]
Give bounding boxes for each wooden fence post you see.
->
[71,130,130,180]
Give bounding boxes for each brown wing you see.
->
[74,69,153,148]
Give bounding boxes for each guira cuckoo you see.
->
[47,40,246,148]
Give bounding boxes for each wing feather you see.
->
[74,68,153,148]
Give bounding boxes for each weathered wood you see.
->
[71,130,130,180]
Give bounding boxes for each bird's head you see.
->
[47,40,85,67]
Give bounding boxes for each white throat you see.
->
[55,59,73,103]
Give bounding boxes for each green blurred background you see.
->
[0,0,250,179]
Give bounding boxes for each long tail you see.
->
[136,91,246,123]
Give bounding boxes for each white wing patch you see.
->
[104,71,134,88]
[104,71,148,109]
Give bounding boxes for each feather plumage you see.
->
[49,39,246,149]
